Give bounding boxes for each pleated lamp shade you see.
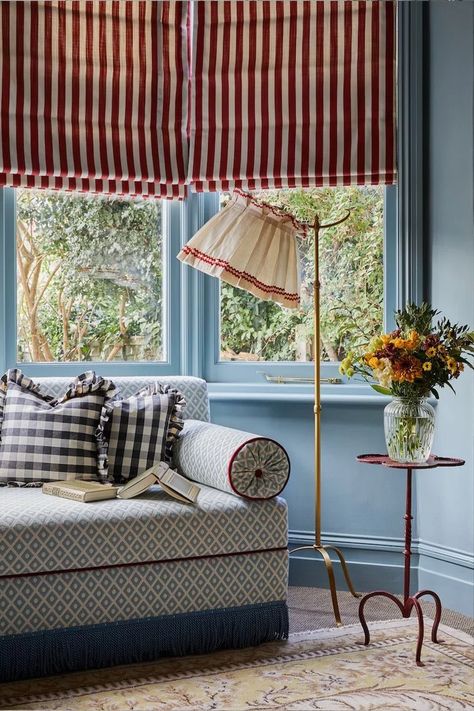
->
[177,191,303,309]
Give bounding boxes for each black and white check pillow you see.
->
[0,369,117,486]
[102,382,185,483]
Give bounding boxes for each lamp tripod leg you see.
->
[316,545,343,626]
[324,545,361,599]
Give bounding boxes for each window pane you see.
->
[220,187,384,363]
[16,189,165,363]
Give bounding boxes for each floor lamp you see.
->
[178,190,360,625]
[289,210,361,626]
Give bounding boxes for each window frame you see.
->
[201,186,398,384]
[199,0,425,386]
[0,187,182,377]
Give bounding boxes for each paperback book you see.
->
[42,463,200,504]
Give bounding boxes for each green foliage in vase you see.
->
[340,302,474,400]
[395,302,439,336]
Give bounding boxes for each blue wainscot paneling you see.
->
[209,383,473,616]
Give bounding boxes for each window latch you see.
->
[258,372,343,385]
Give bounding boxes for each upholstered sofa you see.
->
[0,376,289,682]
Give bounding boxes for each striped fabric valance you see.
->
[0,1,189,199]
[189,0,396,193]
[1,1,397,201]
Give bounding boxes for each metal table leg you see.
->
[358,467,444,666]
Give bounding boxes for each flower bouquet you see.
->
[340,303,474,463]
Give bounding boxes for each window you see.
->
[204,186,397,382]
[220,187,385,363]
[16,189,165,364]
[1,184,398,384]
[1,187,181,376]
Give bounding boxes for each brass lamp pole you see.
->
[290,210,361,626]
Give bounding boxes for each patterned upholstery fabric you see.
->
[0,370,116,485]
[103,383,185,482]
[174,420,290,499]
[36,375,210,422]
[0,375,289,670]
[0,486,288,576]
[0,550,288,636]
[0,485,288,638]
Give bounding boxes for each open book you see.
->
[117,463,200,503]
[42,463,200,504]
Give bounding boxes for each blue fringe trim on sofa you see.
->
[0,601,289,683]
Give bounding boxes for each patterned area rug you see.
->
[0,619,473,710]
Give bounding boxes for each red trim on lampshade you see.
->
[180,245,300,303]
[233,189,310,235]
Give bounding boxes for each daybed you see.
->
[0,376,289,682]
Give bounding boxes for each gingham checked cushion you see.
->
[102,382,185,483]
[0,369,117,485]
[36,376,210,422]
[174,420,290,500]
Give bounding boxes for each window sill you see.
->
[207,382,394,406]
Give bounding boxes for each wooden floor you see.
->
[288,585,474,636]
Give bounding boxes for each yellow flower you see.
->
[368,357,379,369]
[393,338,405,348]
[406,330,420,349]
[426,347,437,358]
[368,336,384,352]
[423,362,432,371]
[381,334,391,345]
[447,357,457,369]
[339,352,355,376]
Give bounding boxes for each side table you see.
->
[356,454,465,666]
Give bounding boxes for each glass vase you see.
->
[384,397,436,464]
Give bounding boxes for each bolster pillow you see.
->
[173,420,290,500]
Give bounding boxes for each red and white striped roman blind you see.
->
[0,1,189,199]
[189,0,396,192]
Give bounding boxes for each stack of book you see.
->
[42,463,200,504]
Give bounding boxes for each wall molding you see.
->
[289,529,474,570]
[288,529,474,617]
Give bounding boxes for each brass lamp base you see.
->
[290,543,361,627]
[294,211,361,627]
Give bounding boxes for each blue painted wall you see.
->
[417,0,474,616]
[210,1,474,616]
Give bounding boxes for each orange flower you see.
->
[392,355,423,383]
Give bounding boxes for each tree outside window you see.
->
[220,186,384,363]
[16,189,164,363]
